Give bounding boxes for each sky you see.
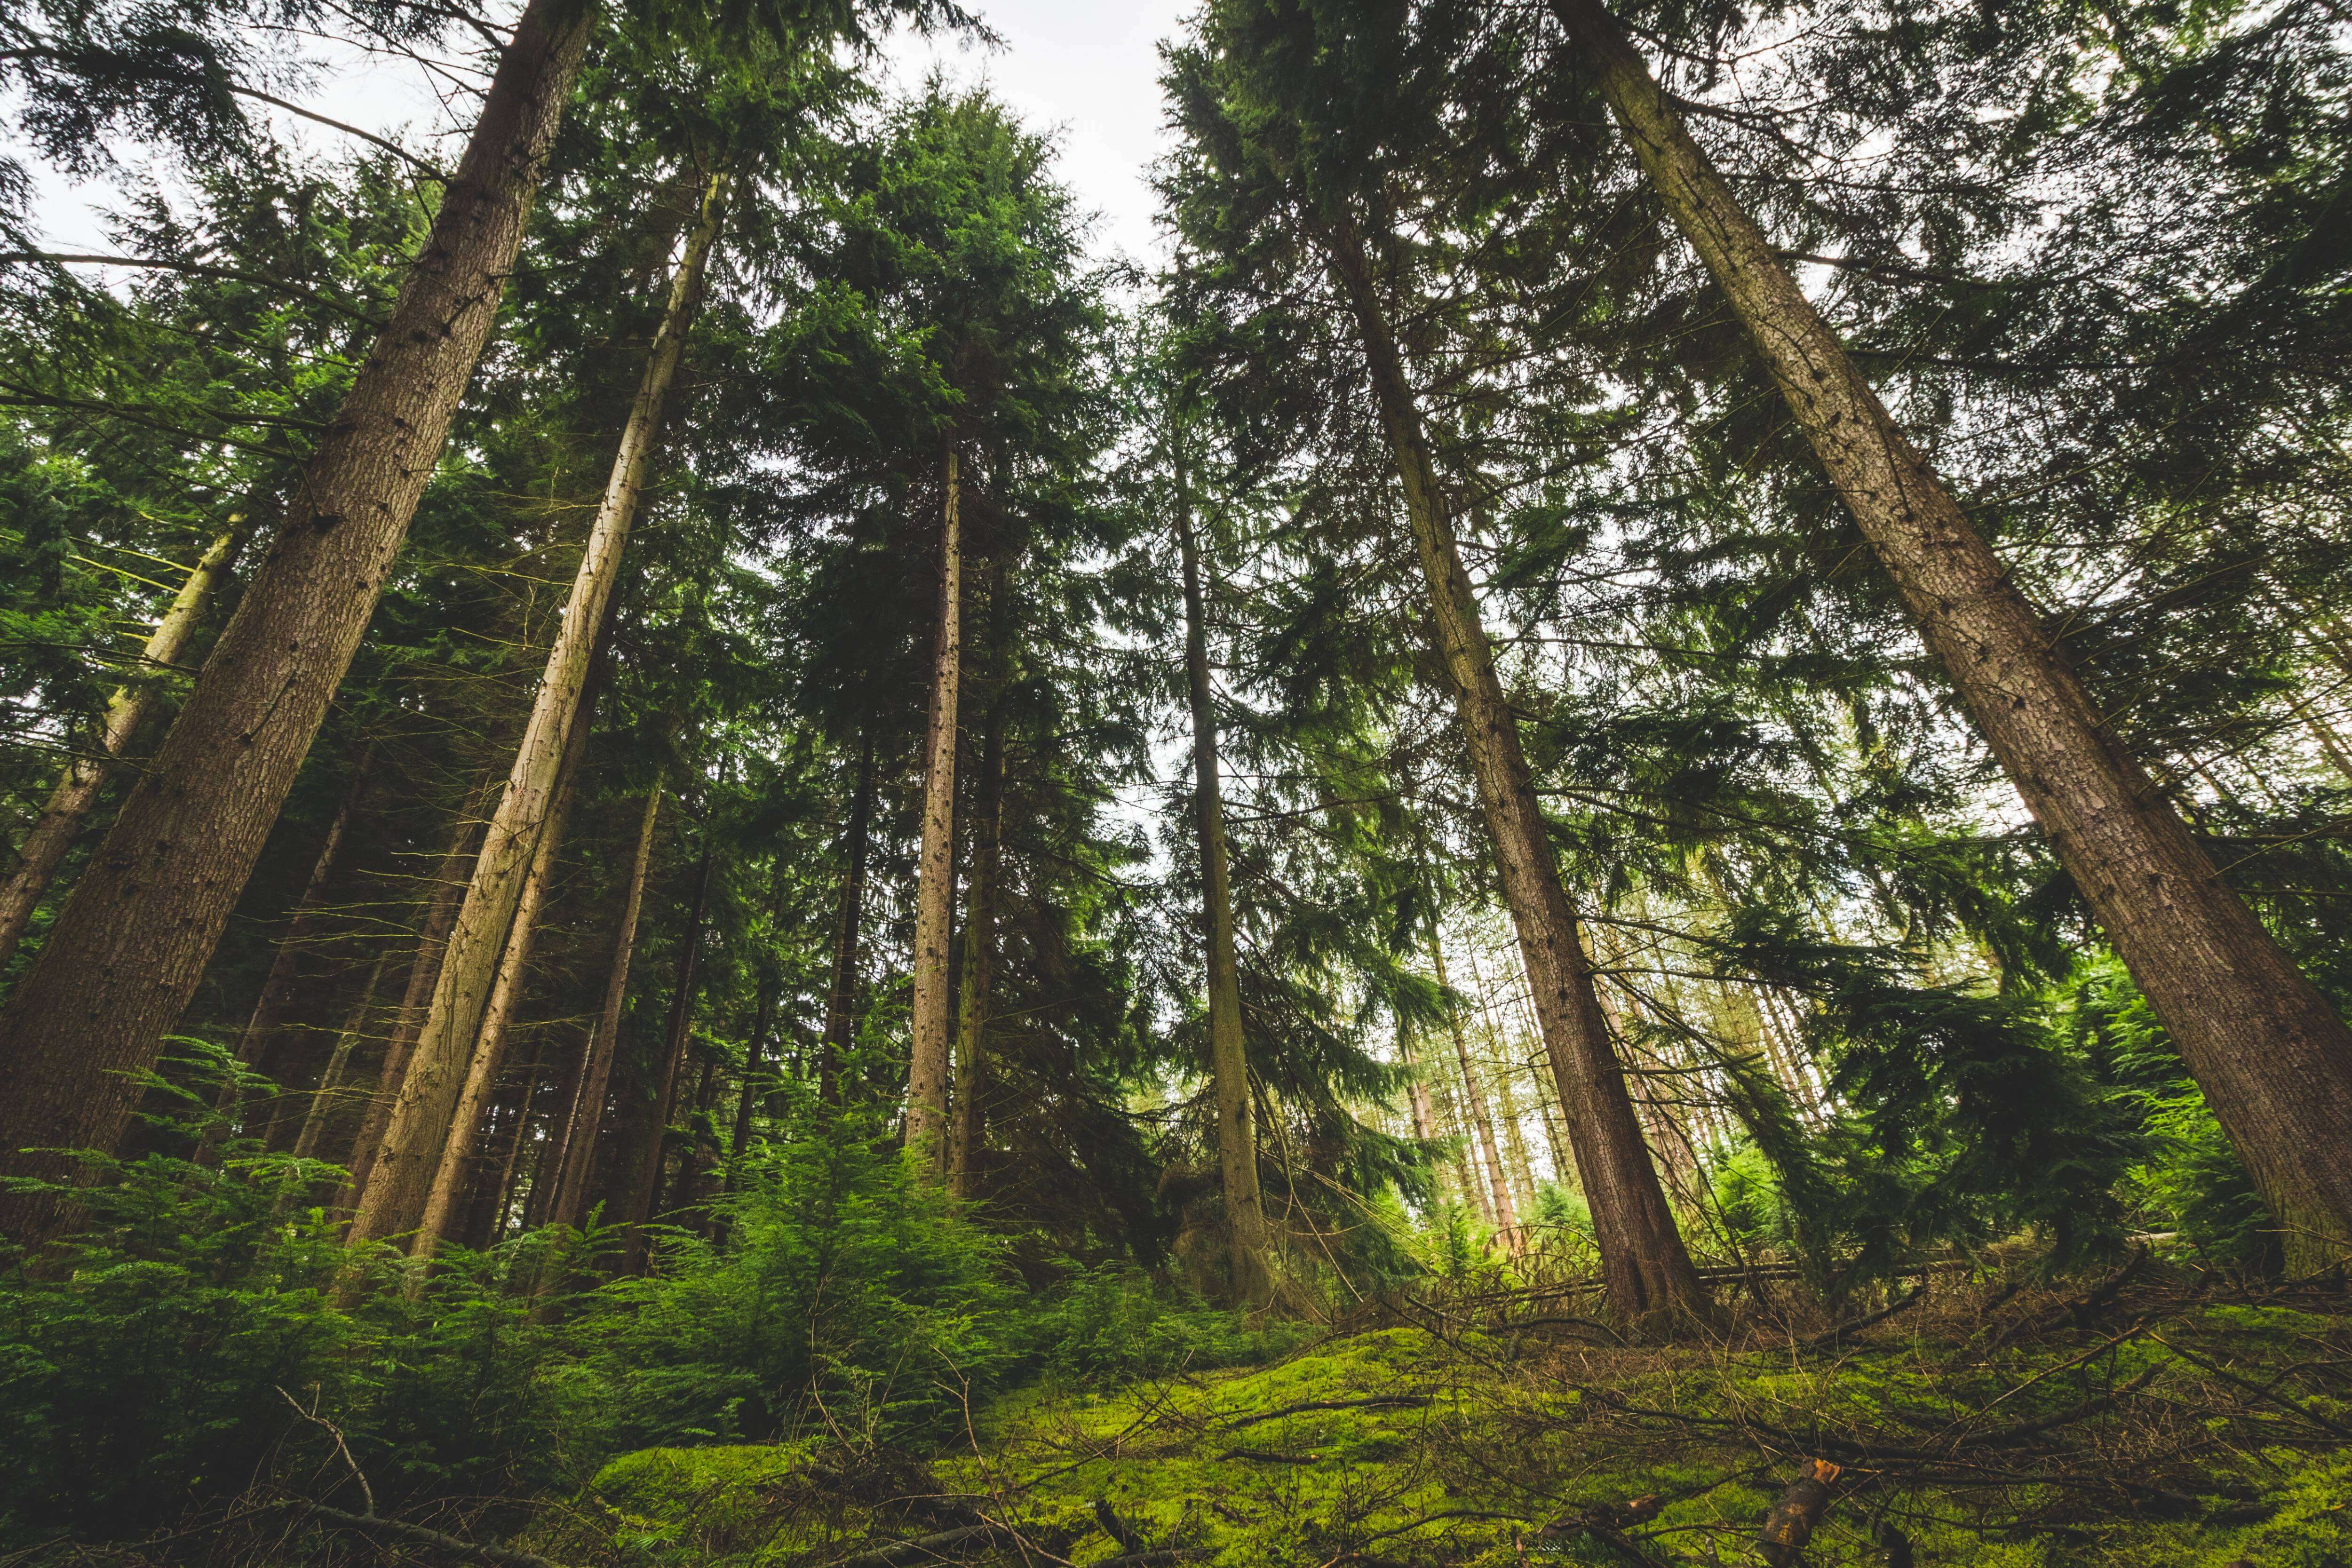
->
[23,0,1193,266]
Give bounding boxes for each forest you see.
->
[1,0,2349,1562]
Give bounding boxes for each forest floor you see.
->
[525,1257,2352,1568]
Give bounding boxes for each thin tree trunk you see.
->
[0,0,596,1240]
[544,786,659,1231]
[727,866,790,1177]
[1323,224,1708,1323]
[819,737,879,1106]
[1174,461,1276,1305]
[947,695,1005,1202]
[906,442,962,1168]
[412,712,588,1260]
[338,775,496,1211]
[1430,931,1518,1234]
[1554,0,2352,1269]
[0,516,249,974]
[292,949,390,1162]
[349,175,726,1249]
[619,840,713,1270]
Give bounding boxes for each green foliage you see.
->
[1030,1265,1307,1383]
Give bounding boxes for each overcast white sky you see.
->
[24,0,1192,264]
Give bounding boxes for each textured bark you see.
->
[618,841,713,1270]
[1175,458,1276,1305]
[412,713,588,1258]
[0,516,248,974]
[818,737,879,1105]
[1429,933,1518,1233]
[1323,223,1708,1322]
[1557,0,2352,1268]
[543,786,659,1231]
[906,443,962,1168]
[0,0,595,1240]
[947,697,1004,1202]
[338,775,496,1211]
[349,177,723,1248]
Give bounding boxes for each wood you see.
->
[818,735,879,1104]
[617,838,714,1268]
[907,441,963,1168]
[291,950,391,1162]
[349,172,727,1248]
[0,0,596,1242]
[1429,932,1518,1234]
[1320,213,1711,1325]
[1553,0,2352,1270]
[1756,1458,1840,1567]
[542,786,660,1230]
[947,687,1005,1201]
[1174,436,1275,1305]
[0,514,248,973]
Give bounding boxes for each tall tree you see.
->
[905,441,962,1166]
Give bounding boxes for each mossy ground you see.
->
[533,1268,2352,1567]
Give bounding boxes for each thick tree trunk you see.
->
[618,841,713,1270]
[1175,465,1276,1305]
[947,698,1004,1202]
[0,0,595,1241]
[819,737,879,1105]
[1555,0,2352,1269]
[412,713,588,1259]
[1429,933,1518,1234]
[0,516,249,974]
[1323,225,1709,1323]
[337,775,496,1211]
[348,176,724,1249]
[543,786,659,1231]
[906,443,962,1168]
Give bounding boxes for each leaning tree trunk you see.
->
[1323,221,1709,1325]
[337,775,494,1212]
[1429,931,1518,1234]
[1174,454,1277,1307]
[906,442,963,1169]
[291,949,391,1163]
[0,0,596,1242]
[543,785,660,1231]
[1553,0,2352,1270]
[617,840,713,1272]
[947,698,1005,1202]
[818,736,879,1105]
[412,711,589,1262]
[348,175,726,1249]
[0,514,249,974]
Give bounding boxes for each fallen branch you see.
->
[1502,1313,1629,1345]
[283,1502,553,1568]
[1805,1284,1924,1351]
[1756,1459,1840,1568]
[1225,1395,1430,1428]
[812,1523,1005,1568]
[1220,1446,1321,1464]
[1095,1498,1146,1552]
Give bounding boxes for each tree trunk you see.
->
[1322,223,1709,1323]
[0,0,595,1242]
[947,696,1005,1202]
[1397,1012,1447,1206]
[819,737,879,1105]
[0,515,250,974]
[543,786,659,1231]
[348,175,724,1249]
[906,442,962,1168]
[411,711,588,1259]
[1555,0,2352,1270]
[292,949,391,1162]
[337,775,496,1211]
[618,840,713,1270]
[727,866,791,1177]
[1429,932,1518,1234]
[1175,459,1276,1305]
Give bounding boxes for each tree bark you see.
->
[1175,456,1276,1305]
[906,442,962,1169]
[348,174,724,1249]
[819,736,879,1105]
[1322,222,1709,1323]
[543,786,659,1231]
[618,839,713,1269]
[0,515,250,974]
[947,694,1004,1202]
[412,710,588,1259]
[0,0,596,1241]
[338,773,497,1211]
[1554,0,2352,1269]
